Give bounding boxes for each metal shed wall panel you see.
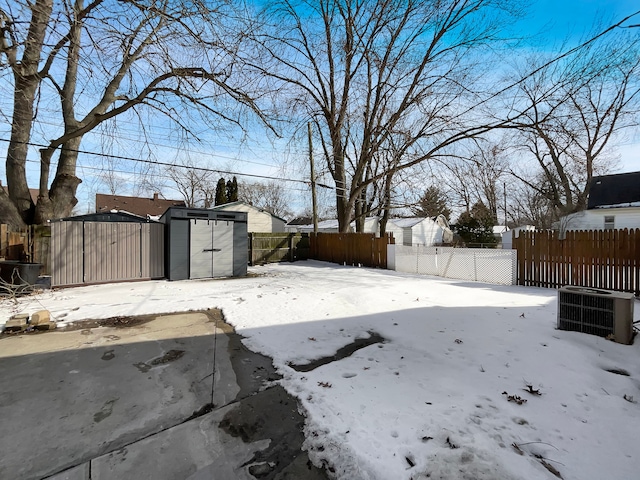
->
[51,220,164,287]
[168,219,189,280]
[233,221,248,276]
[141,223,165,279]
[84,222,142,283]
[51,222,83,287]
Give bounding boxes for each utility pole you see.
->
[308,122,318,233]
[503,181,508,226]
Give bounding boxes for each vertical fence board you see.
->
[308,232,394,269]
[248,233,310,265]
[514,228,640,296]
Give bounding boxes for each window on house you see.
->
[604,215,615,230]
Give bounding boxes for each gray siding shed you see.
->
[160,207,248,281]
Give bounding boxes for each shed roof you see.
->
[587,172,640,209]
[54,211,159,223]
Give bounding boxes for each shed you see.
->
[51,211,164,287]
[160,207,248,280]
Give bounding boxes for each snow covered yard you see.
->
[2,261,639,480]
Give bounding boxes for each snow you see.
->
[2,261,640,480]
[594,202,640,209]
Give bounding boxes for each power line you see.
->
[0,137,334,189]
[0,118,287,169]
[21,156,313,195]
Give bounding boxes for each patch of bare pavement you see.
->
[0,310,328,480]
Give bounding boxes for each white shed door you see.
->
[212,220,233,277]
[190,219,234,278]
[190,219,214,279]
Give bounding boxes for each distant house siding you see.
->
[386,218,451,246]
[562,208,640,231]
[411,220,442,246]
[381,222,403,243]
[211,202,285,233]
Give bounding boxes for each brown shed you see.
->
[51,212,164,287]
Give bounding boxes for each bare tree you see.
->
[166,158,216,208]
[508,177,558,229]
[0,0,269,226]
[247,0,521,232]
[510,31,640,217]
[238,180,293,219]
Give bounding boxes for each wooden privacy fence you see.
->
[309,232,394,269]
[249,233,310,265]
[1,224,51,275]
[513,229,640,296]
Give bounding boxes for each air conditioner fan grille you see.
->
[558,291,615,338]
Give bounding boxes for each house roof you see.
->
[96,193,185,217]
[286,216,313,226]
[297,219,340,230]
[209,201,288,222]
[389,216,451,228]
[587,172,640,209]
[389,217,426,228]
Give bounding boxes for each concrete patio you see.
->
[0,310,326,480]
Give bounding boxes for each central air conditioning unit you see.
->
[558,286,635,345]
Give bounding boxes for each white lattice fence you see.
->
[388,245,516,285]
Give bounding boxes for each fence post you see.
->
[288,234,293,262]
[473,250,478,281]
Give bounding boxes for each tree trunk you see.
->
[332,139,353,233]
[379,173,393,237]
[0,187,26,228]
[5,0,54,224]
[6,78,37,222]
[34,137,83,223]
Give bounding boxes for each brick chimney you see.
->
[153,192,159,201]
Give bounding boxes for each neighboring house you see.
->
[210,201,286,233]
[501,225,536,249]
[493,225,509,246]
[96,193,185,218]
[296,219,341,233]
[285,216,313,233]
[295,215,453,246]
[386,216,453,246]
[559,171,640,232]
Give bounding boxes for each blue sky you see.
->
[523,0,639,38]
[516,1,640,173]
